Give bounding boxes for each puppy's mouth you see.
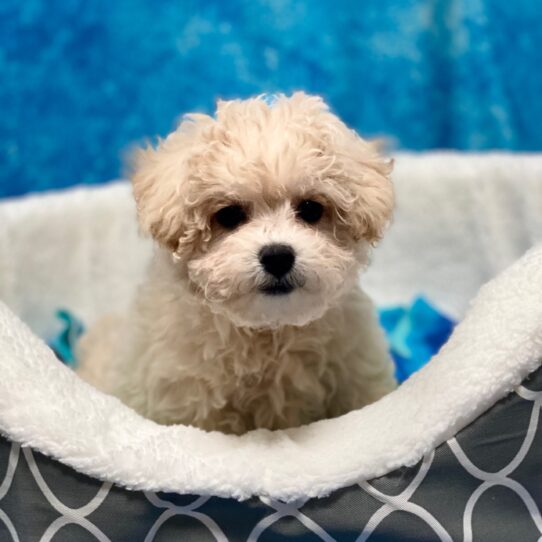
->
[259,275,305,296]
[260,281,295,296]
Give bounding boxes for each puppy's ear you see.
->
[291,94,394,243]
[342,142,394,244]
[317,114,394,244]
[131,115,213,254]
[131,139,186,252]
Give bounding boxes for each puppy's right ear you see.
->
[131,114,213,253]
[131,137,187,252]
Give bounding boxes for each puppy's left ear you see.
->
[321,120,394,244]
[303,97,394,244]
[344,139,394,244]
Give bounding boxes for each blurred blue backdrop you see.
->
[1,0,541,197]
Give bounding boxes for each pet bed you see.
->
[1,153,542,541]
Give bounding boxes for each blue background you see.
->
[1,0,541,198]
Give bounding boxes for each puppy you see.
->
[77,92,397,434]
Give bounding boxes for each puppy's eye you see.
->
[296,200,324,224]
[214,204,247,230]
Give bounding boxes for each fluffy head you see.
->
[132,92,393,328]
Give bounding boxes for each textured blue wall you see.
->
[1,0,541,197]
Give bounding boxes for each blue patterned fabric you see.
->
[48,309,85,368]
[379,297,455,383]
[1,0,541,197]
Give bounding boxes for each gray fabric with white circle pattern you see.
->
[1,366,541,541]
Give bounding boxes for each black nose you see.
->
[259,244,296,278]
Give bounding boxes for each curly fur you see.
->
[77,92,397,434]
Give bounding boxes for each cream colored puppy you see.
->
[78,92,397,434]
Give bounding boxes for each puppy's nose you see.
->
[259,244,296,278]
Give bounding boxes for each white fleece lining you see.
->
[1,241,542,502]
[2,153,542,501]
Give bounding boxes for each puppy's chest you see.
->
[196,330,334,392]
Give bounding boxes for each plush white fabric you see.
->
[0,181,152,338]
[365,152,542,318]
[1,152,542,501]
[1,245,542,501]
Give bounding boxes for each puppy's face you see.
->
[132,93,393,328]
